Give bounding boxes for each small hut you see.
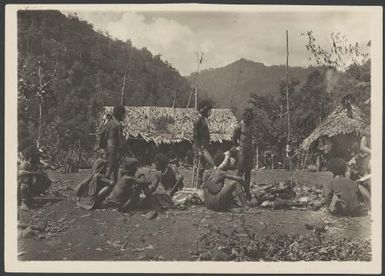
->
[298,104,368,164]
[97,106,238,164]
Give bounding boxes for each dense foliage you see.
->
[17,10,196,154]
[17,10,371,167]
[246,62,370,154]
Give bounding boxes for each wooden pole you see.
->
[148,86,152,131]
[37,64,43,148]
[120,63,129,105]
[286,30,293,184]
[231,67,243,107]
[187,52,204,108]
[286,30,291,141]
[172,89,177,108]
[256,146,259,170]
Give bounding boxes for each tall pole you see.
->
[231,67,243,107]
[286,30,293,184]
[286,30,291,141]
[37,64,43,148]
[172,89,177,108]
[120,63,129,105]
[187,52,204,108]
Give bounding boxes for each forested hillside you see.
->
[190,58,333,108]
[17,10,196,151]
[16,10,371,166]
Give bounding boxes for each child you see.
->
[75,149,114,210]
[102,158,152,211]
[203,151,249,211]
[153,153,184,197]
[324,158,368,216]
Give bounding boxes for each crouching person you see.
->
[101,158,152,211]
[203,151,249,212]
[18,145,52,210]
[153,153,184,197]
[324,158,368,217]
[75,149,114,210]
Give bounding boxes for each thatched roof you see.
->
[98,106,238,145]
[299,104,368,152]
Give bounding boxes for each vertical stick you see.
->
[120,63,129,106]
[286,30,293,184]
[286,30,291,141]
[187,52,204,108]
[172,90,177,108]
[37,64,43,148]
[148,86,152,131]
[256,146,259,170]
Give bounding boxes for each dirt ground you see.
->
[17,168,371,261]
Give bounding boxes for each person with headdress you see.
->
[232,108,254,200]
[74,149,114,210]
[193,99,215,188]
[323,158,368,216]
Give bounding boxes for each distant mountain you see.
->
[189,58,315,108]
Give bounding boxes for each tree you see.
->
[17,10,193,164]
[301,31,371,128]
[301,31,370,71]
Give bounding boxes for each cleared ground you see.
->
[17,169,371,261]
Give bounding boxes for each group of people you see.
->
[193,101,254,211]
[74,101,255,213]
[74,106,185,212]
[18,102,371,218]
[193,100,371,216]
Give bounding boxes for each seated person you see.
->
[152,153,184,197]
[18,145,51,210]
[323,158,368,217]
[75,149,114,210]
[101,158,152,211]
[203,151,248,212]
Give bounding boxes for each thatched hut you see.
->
[298,104,368,163]
[97,106,238,164]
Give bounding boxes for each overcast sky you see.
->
[65,8,371,75]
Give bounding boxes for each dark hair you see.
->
[120,158,139,175]
[213,152,225,167]
[326,158,347,176]
[153,153,169,167]
[22,145,40,160]
[113,105,126,121]
[198,99,213,112]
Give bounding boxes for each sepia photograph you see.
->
[4,3,382,274]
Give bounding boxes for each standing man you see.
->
[232,108,253,200]
[193,100,215,188]
[105,105,126,184]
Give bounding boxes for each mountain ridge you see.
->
[189,58,315,109]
